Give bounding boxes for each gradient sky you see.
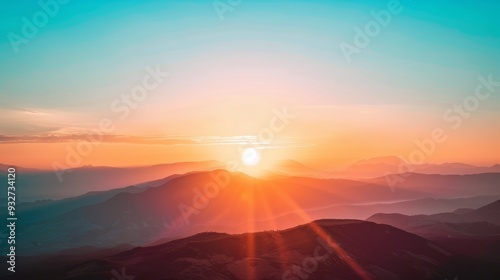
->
[1,0,499,169]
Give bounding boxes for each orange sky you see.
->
[1,101,499,170]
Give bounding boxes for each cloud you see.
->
[0,134,196,145]
[0,107,83,135]
[0,134,306,149]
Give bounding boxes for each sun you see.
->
[241,147,261,166]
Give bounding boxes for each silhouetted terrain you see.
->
[15,173,189,225]
[336,156,500,179]
[4,219,500,280]
[7,171,498,254]
[367,199,500,232]
[367,200,500,264]
[8,170,500,255]
[0,161,223,201]
[2,161,499,279]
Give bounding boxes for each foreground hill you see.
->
[6,219,499,280]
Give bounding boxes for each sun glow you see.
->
[241,148,261,166]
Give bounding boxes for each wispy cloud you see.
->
[0,107,89,135]
[172,135,307,149]
[0,134,307,148]
[0,134,195,145]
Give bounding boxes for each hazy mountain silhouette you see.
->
[273,159,331,178]
[365,172,500,198]
[286,195,500,221]
[367,199,500,230]
[335,156,500,179]
[13,170,500,255]
[0,161,223,201]
[367,200,500,264]
[6,220,499,279]
[15,173,191,225]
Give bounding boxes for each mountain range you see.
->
[5,219,500,279]
[1,159,499,279]
[7,170,500,255]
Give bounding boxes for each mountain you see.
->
[337,156,406,179]
[17,170,377,255]
[335,156,500,179]
[0,160,223,201]
[364,172,500,198]
[15,173,190,225]
[6,219,499,280]
[0,163,43,174]
[287,195,500,221]
[0,244,134,280]
[417,163,500,175]
[367,200,500,263]
[13,171,500,255]
[367,199,500,232]
[273,159,331,178]
[352,156,405,166]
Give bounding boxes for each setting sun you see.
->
[241,148,261,166]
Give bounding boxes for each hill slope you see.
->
[8,219,499,280]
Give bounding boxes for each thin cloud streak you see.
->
[0,134,307,149]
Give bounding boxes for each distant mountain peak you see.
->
[352,155,406,166]
[274,159,310,168]
[475,199,500,213]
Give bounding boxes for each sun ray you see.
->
[257,187,289,274]
[272,187,373,280]
[245,187,257,279]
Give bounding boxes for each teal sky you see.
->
[1,0,499,135]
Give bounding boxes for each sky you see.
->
[0,0,499,169]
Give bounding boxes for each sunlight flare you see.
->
[242,147,261,166]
